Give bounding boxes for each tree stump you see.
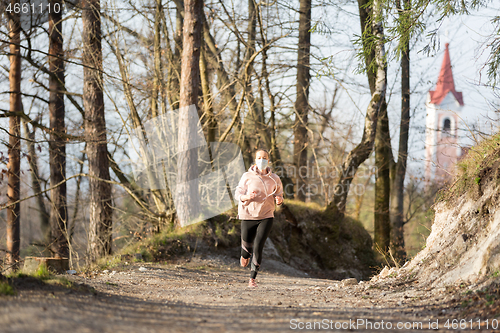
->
[23,257,69,274]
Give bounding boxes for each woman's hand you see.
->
[275,196,283,205]
[241,191,257,202]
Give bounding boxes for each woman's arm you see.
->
[235,173,255,203]
[274,175,284,205]
[241,192,256,202]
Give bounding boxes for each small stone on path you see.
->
[341,278,358,287]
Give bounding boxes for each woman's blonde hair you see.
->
[255,148,270,158]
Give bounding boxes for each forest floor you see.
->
[1,250,499,333]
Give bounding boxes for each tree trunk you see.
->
[391,0,411,264]
[23,121,51,248]
[6,2,21,272]
[325,0,387,217]
[200,47,216,145]
[176,0,203,226]
[69,150,86,244]
[374,100,391,256]
[82,0,113,261]
[167,6,183,110]
[244,0,257,76]
[357,0,392,258]
[242,0,262,152]
[49,0,69,259]
[357,0,375,94]
[151,0,163,118]
[293,0,311,202]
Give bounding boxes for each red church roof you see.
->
[429,43,464,106]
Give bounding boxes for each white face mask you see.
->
[256,158,268,171]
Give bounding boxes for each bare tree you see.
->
[355,0,392,255]
[150,0,163,119]
[176,0,203,225]
[6,1,21,272]
[294,0,311,202]
[374,100,391,256]
[82,0,113,261]
[49,0,68,259]
[167,3,183,110]
[390,0,412,263]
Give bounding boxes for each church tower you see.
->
[425,43,464,183]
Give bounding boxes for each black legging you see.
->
[240,218,274,279]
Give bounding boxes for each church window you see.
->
[443,117,451,135]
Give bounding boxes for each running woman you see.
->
[234,149,283,288]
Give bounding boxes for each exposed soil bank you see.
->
[377,148,500,288]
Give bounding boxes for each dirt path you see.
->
[0,253,488,332]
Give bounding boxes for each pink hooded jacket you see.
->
[234,165,284,220]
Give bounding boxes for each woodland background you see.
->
[0,0,498,273]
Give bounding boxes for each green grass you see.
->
[6,265,52,280]
[1,265,74,296]
[0,281,15,296]
[90,210,241,271]
[441,133,500,202]
[5,264,78,290]
[95,255,123,271]
[33,263,51,280]
[283,199,324,214]
[6,271,28,279]
[43,276,75,288]
[461,299,472,307]
[85,199,376,279]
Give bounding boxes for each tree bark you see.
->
[6,2,21,271]
[82,0,113,261]
[49,0,69,259]
[167,5,183,110]
[325,0,387,217]
[391,0,411,264]
[357,0,375,94]
[176,0,203,226]
[242,0,262,152]
[357,0,393,258]
[294,0,311,202]
[69,150,86,244]
[151,0,163,118]
[200,47,216,145]
[374,100,391,255]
